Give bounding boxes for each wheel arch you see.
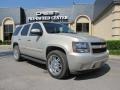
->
[13,42,19,48]
[46,46,67,58]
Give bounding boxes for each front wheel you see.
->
[47,50,69,79]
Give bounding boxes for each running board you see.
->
[21,55,46,64]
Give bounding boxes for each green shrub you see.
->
[107,40,120,55]
[107,40,120,50]
[0,40,2,45]
[2,40,11,45]
[109,50,120,55]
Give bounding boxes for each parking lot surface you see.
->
[0,47,120,90]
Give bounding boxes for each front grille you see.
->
[91,42,107,54]
[91,42,106,45]
[92,48,107,53]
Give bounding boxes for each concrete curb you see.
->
[0,45,10,47]
[0,45,11,49]
[109,55,120,60]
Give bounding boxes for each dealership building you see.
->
[0,0,120,42]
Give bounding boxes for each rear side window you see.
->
[13,26,22,36]
[21,24,31,36]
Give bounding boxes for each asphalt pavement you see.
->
[0,46,120,90]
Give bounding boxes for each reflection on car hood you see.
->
[58,33,105,42]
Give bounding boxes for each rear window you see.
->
[13,26,22,36]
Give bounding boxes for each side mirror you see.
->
[31,29,43,36]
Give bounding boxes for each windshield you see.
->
[43,23,75,34]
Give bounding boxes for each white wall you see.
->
[93,5,120,40]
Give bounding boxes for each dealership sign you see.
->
[28,11,68,22]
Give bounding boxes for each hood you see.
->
[57,33,105,42]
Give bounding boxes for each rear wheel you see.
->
[47,50,69,79]
[13,45,21,61]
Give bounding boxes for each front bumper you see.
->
[67,51,109,73]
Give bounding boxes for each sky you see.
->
[0,0,95,8]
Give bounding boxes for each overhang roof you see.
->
[71,4,94,21]
[0,0,120,24]
[93,0,120,22]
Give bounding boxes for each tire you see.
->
[47,50,69,79]
[13,45,21,61]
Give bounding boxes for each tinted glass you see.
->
[30,23,42,36]
[13,26,22,36]
[43,23,75,34]
[21,24,30,36]
[31,23,42,30]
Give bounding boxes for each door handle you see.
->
[27,40,31,41]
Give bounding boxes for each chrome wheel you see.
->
[48,55,62,76]
[47,50,69,79]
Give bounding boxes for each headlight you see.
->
[72,42,90,53]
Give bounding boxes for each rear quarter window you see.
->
[13,26,22,36]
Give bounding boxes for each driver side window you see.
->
[29,23,42,36]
